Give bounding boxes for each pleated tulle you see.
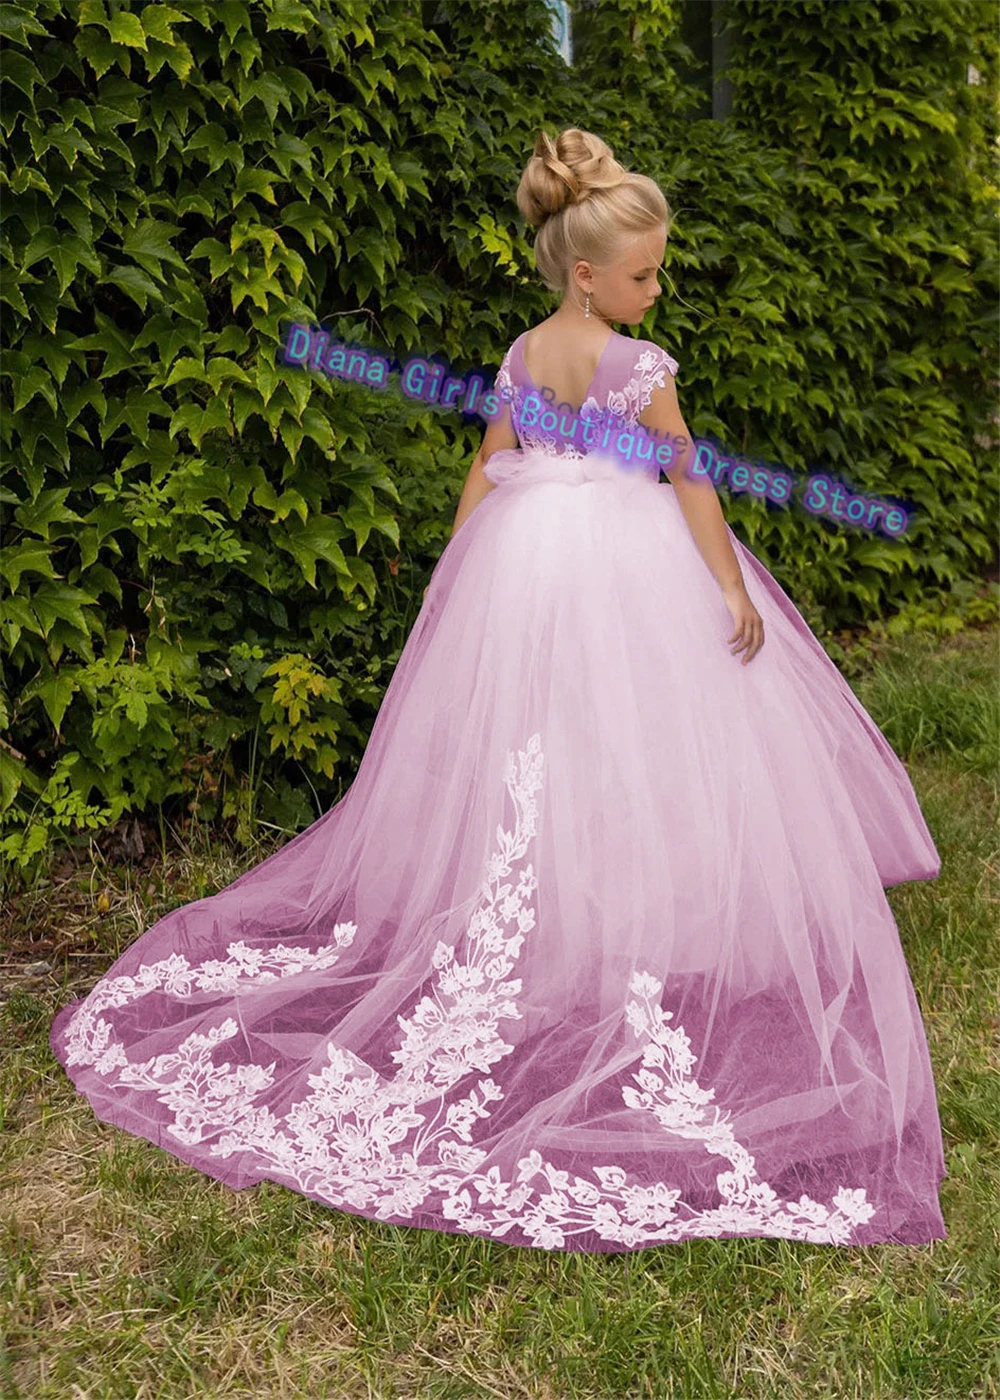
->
[50,445,948,1250]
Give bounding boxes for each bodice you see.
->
[483,329,679,491]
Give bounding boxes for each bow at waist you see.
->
[482,446,658,491]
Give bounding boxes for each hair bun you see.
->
[513,125,672,300]
[516,127,626,230]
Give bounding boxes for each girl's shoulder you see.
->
[494,329,679,391]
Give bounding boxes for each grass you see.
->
[1,621,997,1399]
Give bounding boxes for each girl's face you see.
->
[569,223,668,325]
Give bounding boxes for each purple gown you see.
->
[49,329,949,1251]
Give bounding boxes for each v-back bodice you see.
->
[517,326,621,419]
[484,328,680,489]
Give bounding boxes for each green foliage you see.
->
[711,0,1000,632]
[0,0,996,874]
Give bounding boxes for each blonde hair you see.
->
[516,127,671,297]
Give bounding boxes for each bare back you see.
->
[520,316,619,416]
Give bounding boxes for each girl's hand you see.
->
[721,581,764,664]
[422,585,429,604]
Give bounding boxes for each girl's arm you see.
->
[639,369,765,664]
[450,451,498,538]
[638,370,746,593]
[449,397,519,538]
[424,371,521,604]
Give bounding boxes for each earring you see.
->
[584,291,591,318]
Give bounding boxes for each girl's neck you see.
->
[549,301,615,332]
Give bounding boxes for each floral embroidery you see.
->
[494,341,679,463]
[494,348,590,460]
[606,344,679,425]
[59,733,876,1249]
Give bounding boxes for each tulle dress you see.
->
[49,329,949,1251]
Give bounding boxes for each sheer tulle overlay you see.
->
[50,331,948,1251]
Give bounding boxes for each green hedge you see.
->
[1,0,996,873]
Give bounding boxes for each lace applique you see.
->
[495,353,590,459]
[605,344,679,427]
[60,733,877,1249]
[494,341,678,460]
[494,344,514,404]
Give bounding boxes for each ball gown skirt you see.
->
[49,437,949,1252]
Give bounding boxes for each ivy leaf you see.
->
[107,12,148,49]
[121,220,186,279]
[0,544,57,591]
[26,669,79,733]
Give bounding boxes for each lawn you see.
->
[2,622,997,1400]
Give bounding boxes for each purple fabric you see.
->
[50,331,948,1251]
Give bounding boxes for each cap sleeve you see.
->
[625,340,679,422]
[494,341,516,404]
[641,340,679,382]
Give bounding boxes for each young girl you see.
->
[51,127,948,1252]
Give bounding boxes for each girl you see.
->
[51,127,948,1252]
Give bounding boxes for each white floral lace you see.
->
[61,733,876,1248]
[493,340,679,461]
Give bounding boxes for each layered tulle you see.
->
[50,444,948,1250]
